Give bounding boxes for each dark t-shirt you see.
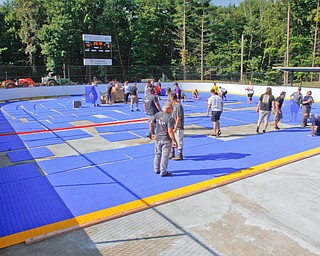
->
[107,84,113,94]
[302,95,313,106]
[275,96,284,109]
[259,93,275,111]
[144,94,160,116]
[151,112,174,142]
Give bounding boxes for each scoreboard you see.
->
[82,34,112,66]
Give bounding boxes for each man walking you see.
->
[130,82,140,112]
[144,87,162,138]
[256,87,275,133]
[273,91,286,130]
[170,93,185,160]
[207,89,223,137]
[149,101,177,177]
[301,91,314,127]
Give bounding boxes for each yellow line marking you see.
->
[1,147,320,248]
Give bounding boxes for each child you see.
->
[192,89,199,100]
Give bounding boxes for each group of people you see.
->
[93,79,319,177]
[145,82,185,177]
[255,86,318,135]
[211,82,228,101]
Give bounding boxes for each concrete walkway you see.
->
[3,154,320,256]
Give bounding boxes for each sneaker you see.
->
[160,171,171,177]
[136,108,141,111]
[263,130,266,133]
[275,126,280,130]
[172,155,183,161]
[131,109,134,112]
[256,127,259,133]
[154,170,160,174]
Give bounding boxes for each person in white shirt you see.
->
[207,89,224,137]
[245,81,254,104]
[123,81,132,104]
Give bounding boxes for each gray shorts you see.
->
[273,111,282,120]
[259,110,271,121]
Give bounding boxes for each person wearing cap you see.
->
[310,113,320,136]
[256,87,275,133]
[289,87,303,122]
[301,90,314,127]
[273,91,286,130]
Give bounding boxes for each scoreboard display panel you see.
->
[82,34,112,66]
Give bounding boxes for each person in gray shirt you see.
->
[150,101,177,177]
[289,87,302,122]
[144,87,162,138]
[170,92,185,160]
[256,87,275,133]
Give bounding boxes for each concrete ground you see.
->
[2,154,320,256]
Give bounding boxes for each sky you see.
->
[213,0,242,6]
[0,0,243,7]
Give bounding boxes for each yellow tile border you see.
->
[1,147,320,248]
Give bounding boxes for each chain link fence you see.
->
[0,65,287,86]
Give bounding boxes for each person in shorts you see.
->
[207,89,223,137]
[245,81,254,104]
[130,82,140,112]
[256,87,275,133]
[301,91,314,127]
[273,91,286,130]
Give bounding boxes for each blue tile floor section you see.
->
[0,163,41,184]
[7,148,54,162]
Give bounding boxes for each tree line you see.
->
[0,0,319,84]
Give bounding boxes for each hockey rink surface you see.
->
[1,91,319,248]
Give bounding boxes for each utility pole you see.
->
[240,34,244,84]
[285,0,290,85]
[182,0,187,81]
[312,0,319,83]
[200,11,204,81]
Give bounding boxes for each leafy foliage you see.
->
[0,0,320,84]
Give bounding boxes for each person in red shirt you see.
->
[155,82,162,100]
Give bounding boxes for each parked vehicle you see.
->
[41,72,70,86]
[1,78,36,88]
